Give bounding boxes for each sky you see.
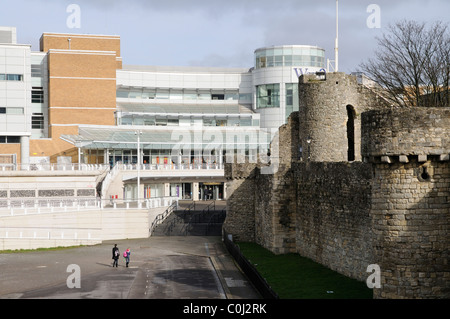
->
[1,0,449,73]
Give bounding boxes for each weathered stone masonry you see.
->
[362,107,450,299]
[224,73,449,299]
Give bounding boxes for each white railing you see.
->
[101,162,121,199]
[0,196,179,216]
[0,227,101,241]
[0,163,110,172]
[118,162,224,171]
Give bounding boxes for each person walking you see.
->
[112,244,120,267]
[124,248,131,267]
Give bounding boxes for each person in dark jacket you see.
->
[112,244,120,267]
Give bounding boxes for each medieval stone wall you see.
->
[294,162,374,282]
[224,73,449,299]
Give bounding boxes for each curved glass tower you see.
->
[252,45,326,129]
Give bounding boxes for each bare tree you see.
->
[359,20,449,107]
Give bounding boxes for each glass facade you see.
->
[255,46,325,69]
[0,73,23,81]
[117,87,241,102]
[285,83,299,120]
[117,115,256,127]
[256,84,280,108]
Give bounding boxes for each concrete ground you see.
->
[0,235,261,300]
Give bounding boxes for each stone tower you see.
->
[362,107,450,299]
[298,72,385,162]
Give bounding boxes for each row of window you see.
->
[0,74,23,81]
[256,55,325,69]
[32,113,44,129]
[117,88,252,103]
[0,136,21,144]
[256,83,300,110]
[117,116,256,127]
[32,87,44,103]
[0,107,24,114]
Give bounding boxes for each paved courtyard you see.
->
[0,236,260,299]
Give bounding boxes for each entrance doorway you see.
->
[200,182,224,200]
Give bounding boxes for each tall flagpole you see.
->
[335,0,339,72]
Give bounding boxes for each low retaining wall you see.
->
[0,206,167,250]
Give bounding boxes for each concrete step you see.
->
[152,209,226,236]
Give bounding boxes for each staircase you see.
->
[151,201,226,236]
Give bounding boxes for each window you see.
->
[129,90,143,99]
[254,47,326,69]
[155,118,167,126]
[116,89,129,98]
[212,94,225,100]
[0,136,21,144]
[6,74,23,81]
[155,90,169,99]
[225,92,239,100]
[183,91,197,100]
[0,74,23,81]
[167,119,179,126]
[257,84,280,108]
[32,87,44,103]
[31,65,43,78]
[0,107,24,114]
[286,83,299,120]
[32,113,45,129]
[169,90,183,100]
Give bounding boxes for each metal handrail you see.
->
[149,201,178,236]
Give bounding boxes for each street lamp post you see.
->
[135,130,142,208]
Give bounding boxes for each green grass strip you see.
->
[237,242,373,299]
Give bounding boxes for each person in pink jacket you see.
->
[123,248,131,267]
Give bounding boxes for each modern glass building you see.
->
[1,27,327,201]
[253,45,326,128]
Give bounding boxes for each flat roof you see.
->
[61,126,272,150]
[120,65,251,74]
[117,103,255,115]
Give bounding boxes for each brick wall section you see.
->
[30,33,121,163]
